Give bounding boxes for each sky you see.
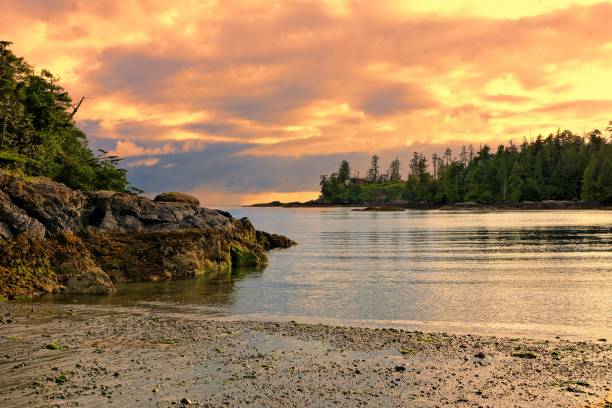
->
[1,0,612,205]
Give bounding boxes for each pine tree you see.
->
[444,148,452,165]
[431,153,439,179]
[389,157,401,181]
[0,41,131,192]
[338,160,351,183]
[459,146,468,167]
[367,155,380,182]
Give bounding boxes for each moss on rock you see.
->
[0,175,295,298]
[230,242,267,267]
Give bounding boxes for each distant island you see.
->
[253,125,612,209]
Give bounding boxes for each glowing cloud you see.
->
[1,0,611,202]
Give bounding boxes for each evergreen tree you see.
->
[389,157,401,181]
[367,155,380,182]
[0,41,132,192]
[338,160,351,183]
[320,124,612,204]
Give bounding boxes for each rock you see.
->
[0,175,295,298]
[154,192,200,206]
[0,175,86,234]
[474,351,486,359]
[84,191,231,233]
[256,230,297,250]
[0,222,13,240]
[352,206,405,212]
[0,190,46,239]
[394,365,406,372]
[180,397,192,404]
[510,351,537,359]
[64,267,116,295]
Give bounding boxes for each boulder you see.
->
[64,267,116,295]
[154,192,200,206]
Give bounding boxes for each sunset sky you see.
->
[1,0,612,205]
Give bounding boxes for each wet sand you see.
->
[0,303,610,407]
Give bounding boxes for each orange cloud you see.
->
[1,0,611,200]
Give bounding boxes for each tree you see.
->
[319,123,611,205]
[367,154,380,182]
[444,148,452,165]
[459,145,468,167]
[431,153,439,179]
[388,157,401,181]
[0,42,132,192]
[582,144,612,202]
[338,160,351,183]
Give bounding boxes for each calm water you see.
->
[44,208,612,339]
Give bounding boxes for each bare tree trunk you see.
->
[70,96,86,119]
[0,96,8,149]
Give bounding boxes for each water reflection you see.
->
[36,208,612,338]
[39,267,263,312]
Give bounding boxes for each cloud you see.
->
[2,0,612,202]
[531,100,612,116]
[91,48,192,96]
[125,157,160,168]
[483,94,533,104]
[110,140,178,157]
[360,84,437,117]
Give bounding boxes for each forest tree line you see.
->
[320,127,612,204]
[0,41,132,192]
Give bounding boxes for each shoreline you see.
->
[1,303,610,407]
[248,200,612,211]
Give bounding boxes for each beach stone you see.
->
[64,267,116,295]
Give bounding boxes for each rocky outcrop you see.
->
[0,174,295,298]
[83,191,231,233]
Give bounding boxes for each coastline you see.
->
[0,174,295,299]
[1,303,610,407]
[248,200,612,211]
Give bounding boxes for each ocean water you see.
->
[43,208,612,339]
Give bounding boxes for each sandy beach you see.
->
[0,303,610,407]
